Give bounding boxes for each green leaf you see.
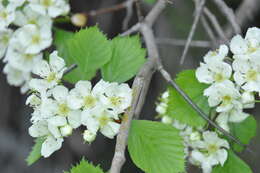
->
[101,36,146,83]
[65,159,104,173]
[212,150,252,173]
[53,28,74,55]
[60,26,112,83]
[144,0,156,4]
[229,116,257,152]
[167,70,210,127]
[128,120,185,173]
[26,138,44,166]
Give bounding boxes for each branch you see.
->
[225,0,259,38]
[122,0,135,30]
[212,0,241,34]
[200,15,218,48]
[180,0,207,65]
[109,1,166,173]
[156,38,211,48]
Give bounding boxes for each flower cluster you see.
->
[156,27,260,173]
[0,0,70,93]
[27,52,132,157]
[196,27,260,132]
[156,91,230,173]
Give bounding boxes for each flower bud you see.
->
[190,132,201,141]
[161,116,173,124]
[83,130,96,143]
[71,13,87,27]
[60,125,73,137]
[156,103,167,114]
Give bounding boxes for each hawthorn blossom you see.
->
[203,44,229,63]
[196,61,232,84]
[30,51,66,93]
[81,106,121,139]
[190,131,229,173]
[14,6,52,27]
[28,0,70,18]
[232,59,260,92]
[0,3,15,29]
[230,27,260,61]
[204,81,241,112]
[16,24,52,54]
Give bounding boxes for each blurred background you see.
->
[0,0,259,172]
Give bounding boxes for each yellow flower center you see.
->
[42,0,53,7]
[214,73,224,82]
[208,144,218,154]
[110,96,122,107]
[2,35,9,44]
[246,70,258,81]
[46,72,57,82]
[0,11,7,19]
[222,95,232,105]
[31,35,40,44]
[84,95,96,108]
[98,115,110,127]
[24,54,34,60]
[58,103,70,116]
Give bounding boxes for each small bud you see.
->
[156,103,167,114]
[190,132,201,141]
[83,130,96,143]
[161,116,173,124]
[60,125,73,137]
[71,13,87,27]
[161,91,169,99]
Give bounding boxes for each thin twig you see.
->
[200,16,218,48]
[212,0,241,34]
[122,0,135,30]
[135,0,144,22]
[225,0,259,38]
[64,64,78,75]
[180,0,207,65]
[156,38,211,48]
[203,7,228,44]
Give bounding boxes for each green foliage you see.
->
[212,150,252,173]
[65,159,104,173]
[128,120,185,173]
[26,138,44,166]
[144,0,156,4]
[167,70,210,127]
[229,116,257,152]
[101,36,146,83]
[58,26,112,83]
[53,28,74,56]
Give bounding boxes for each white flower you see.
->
[26,94,41,107]
[232,59,260,92]
[230,27,260,60]
[3,64,30,87]
[83,130,96,143]
[41,136,63,158]
[28,0,70,18]
[8,0,26,8]
[203,44,229,63]
[67,80,102,110]
[50,85,81,129]
[0,28,12,59]
[30,51,66,92]
[156,102,167,114]
[204,81,241,112]
[5,41,43,72]
[0,4,15,29]
[81,106,121,139]
[196,61,232,84]
[16,24,52,54]
[100,82,132,114]
[14,6,52,27]
[190,131,229,173]
[216,108,249,131]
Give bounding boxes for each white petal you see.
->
[100,122,120,139]
[52,85,69,102]
[32,60,50,77]
[75,80,92,96]
[81,110,99,133]
[41,136,63,158]
[216,149,228,166]
[29,121,49,137]
[48,116,67,127]
[49,51,66,72]
[230,35,248,55]
[48,123,62,138]
[68,110,81,128]
[216,113,230,132]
